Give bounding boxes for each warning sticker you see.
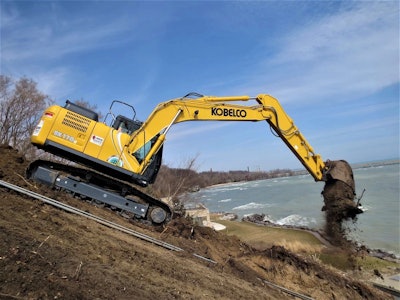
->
[90,135,104,146]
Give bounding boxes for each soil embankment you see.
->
[0,145,394,299]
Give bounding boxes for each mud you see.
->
[0,145,391,299]
[322,160,363,246]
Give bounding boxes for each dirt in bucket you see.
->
[321,160,363,246]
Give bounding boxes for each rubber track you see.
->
[26,160,173,224]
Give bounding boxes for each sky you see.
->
[1,1,399,173]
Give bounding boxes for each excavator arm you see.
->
[128,92,362,224]
[128,93,325,181]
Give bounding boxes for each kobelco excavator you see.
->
[28,93,363,225]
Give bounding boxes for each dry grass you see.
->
[214,218,323,252]
[273,239,324,254]
[215,218,399,273]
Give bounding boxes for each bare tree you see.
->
[0,75,50,154]
[152,156,199,212]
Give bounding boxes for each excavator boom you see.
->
[127,93,325,181]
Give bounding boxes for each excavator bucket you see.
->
[323,160,355,191]
[322,160,363,221]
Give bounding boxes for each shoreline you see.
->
[215,212,400,262]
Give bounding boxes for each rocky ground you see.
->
[0,145,396,299]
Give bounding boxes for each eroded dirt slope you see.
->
[0,145,390,299]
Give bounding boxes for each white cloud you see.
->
[254,2,399,103]
[32,67,75,100]
[312,116,398,141]
[2,16,134,63]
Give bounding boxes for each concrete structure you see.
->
[185,203,226,231]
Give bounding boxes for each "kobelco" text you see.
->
[211,107,247,118]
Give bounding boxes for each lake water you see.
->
[188,163,400,256]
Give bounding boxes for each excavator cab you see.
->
[112,115,142,135]
[103,100,164,183]
[104,100,137,128]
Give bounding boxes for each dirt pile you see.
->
[322,160,364,246]
[0,145,390,299]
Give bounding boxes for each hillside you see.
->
[0,145,393,299]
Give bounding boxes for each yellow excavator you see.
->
[28,93,362,225]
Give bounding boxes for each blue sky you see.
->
[1,1,399,172]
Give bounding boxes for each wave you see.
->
[218,198,232,203]
[206,186,248,193]
[262,214,275,223]
[275,214,316,227]
[242,213,317,228]
[232,202,266,210]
